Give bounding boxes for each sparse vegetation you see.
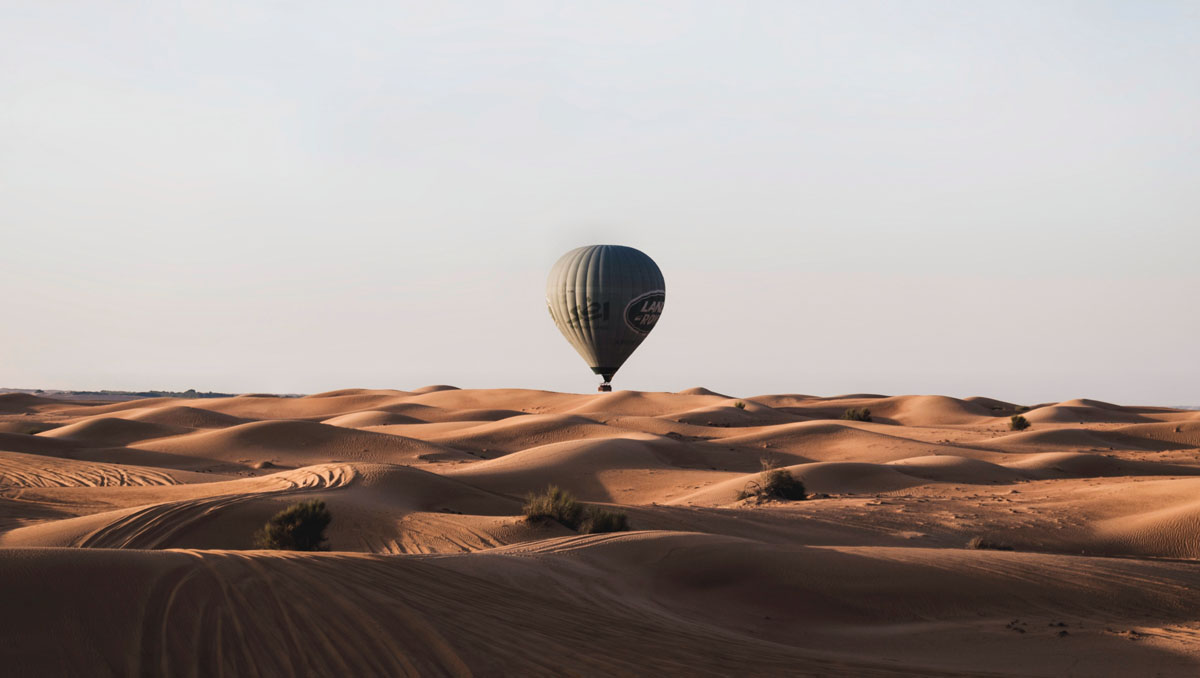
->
[580,508,630,534]
[967,535,1014,551]
[523,485,630,533]
[733,401,747,410]
[841,407,872,422]
[254,499,332,551]
[1014,405,1030,414]
[1010,414,1031,431]
[738,459,807,502]
[523,485,584,528]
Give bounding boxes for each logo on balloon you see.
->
[624,290,665,335]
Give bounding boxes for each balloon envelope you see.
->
[546,245,665,386]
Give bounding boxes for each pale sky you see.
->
[2,1,1197,404]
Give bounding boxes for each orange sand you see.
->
[3,389,1200,676]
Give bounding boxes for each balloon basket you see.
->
[598,383,613,393]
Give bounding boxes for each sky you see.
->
[1,1,1197,404]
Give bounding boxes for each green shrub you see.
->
[580,508,630,534]
[1010,414,1031,431]
[254,499,332,551]
[523,485,584,528]
[523,486,630,533]
[733,401,747,410]
[841,407,872,422]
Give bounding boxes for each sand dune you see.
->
[744,393,996,426]
[0,420,61,435]
[686,455,1028,503]
[1008,452,1200,478]
[1095,491,1200,559]
[566,389,726,416]
[408,387,587,413]
[964,395,1021,410]
[1057,398,1177,415]
[349,463,520,514]
[4,389,1200,676]
[53,396,180,417]
[0,430,84,456]
[677,386,734,398]
[1025,403,1156,424]
[184,392,410,421]
[864,395,996,425]
[426,413,628,455]
[671,399,807,427]
[122,404,251,429]
[712,420,988,464]
[690,461,927,500]
[39,417,193,446]
[133,420,471,468]
[1,463,355,548]
[1113,420,1200,447]
[443,435,725,503]
[991,427,1184,452]
[376,401,525,423]
[322,410,427,427]
[0,449,181,489]
[409,384,461,393]
[0,392,73,413]
[305,387,411,398]
[885,454,1026,483]
[5,533,1200,676]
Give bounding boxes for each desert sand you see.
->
[3,387,1200,676]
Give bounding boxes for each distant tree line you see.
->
[60,389,235,399]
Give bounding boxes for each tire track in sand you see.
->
[78,463,356,549]
[0,450,178,488]
[133,551,468,677]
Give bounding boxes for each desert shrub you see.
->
[523,486,630,533]
[580,508,630,534]
[967,535,1014,551]
[254,499,332,551]
[841,407,872,422]
[733,401,747,410]
[1010,415,1031,431]
[758,468,807,499]
[738,460,807,502]
[523,485,585,529]
[1014,405,1030,414]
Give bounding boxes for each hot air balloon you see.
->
[547,245,665,391]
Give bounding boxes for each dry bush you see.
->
[524,486,631,533]
[841,407,872,422]
[1010,415,1031,431]
[738,458,807,502]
